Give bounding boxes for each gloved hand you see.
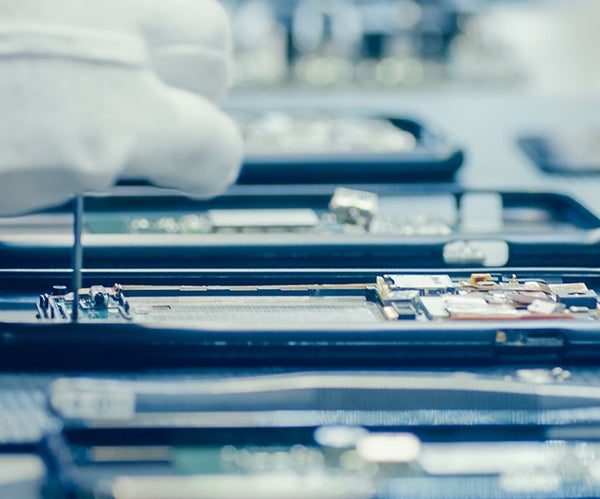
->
[0,0,243,215]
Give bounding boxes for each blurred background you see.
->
[219,0,600,207]
[222,0,600,96]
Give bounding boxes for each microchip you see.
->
[386,275,454,295]
[207,209,319,229]
[420,297,449,319]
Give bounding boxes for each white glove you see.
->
[0,0,243,215]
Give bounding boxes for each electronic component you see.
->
[88,285,109,308]
[208,209,320,230]
[329,188,378,226]
[385,274,455,295]
[556,290,598,309]
[391,302,418,320]
[35,273,600,325]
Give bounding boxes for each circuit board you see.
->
[88,188,456,237]
[61,436,600,499]
[36,273,599,324]
[81,189,599,239]
[48,370,600,499]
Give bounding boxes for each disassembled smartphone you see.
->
[34,368,600,498]
[35,272,600,325]
[0,267,593,367]
[236,114,463,183]
[1,187,599,269]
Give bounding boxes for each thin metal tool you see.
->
[71,193,83,322]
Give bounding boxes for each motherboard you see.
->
[36,273,599,325]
